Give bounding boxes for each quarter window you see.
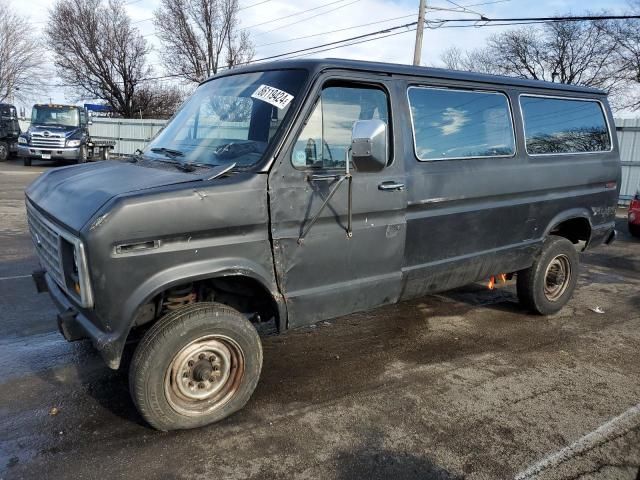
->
[292,85,389,169]
[520,96,611,154]
[407,87,515,161]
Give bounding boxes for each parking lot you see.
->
[0,158,639,480]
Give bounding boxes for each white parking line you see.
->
[515,403,640,479]
[0,274,32,281]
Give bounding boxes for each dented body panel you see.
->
[24,59,620,369]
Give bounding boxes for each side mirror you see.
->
[350,119,387,173]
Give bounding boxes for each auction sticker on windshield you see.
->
[251,85,294,109]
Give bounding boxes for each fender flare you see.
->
[121,257,287,330]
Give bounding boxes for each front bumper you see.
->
[19,145,80,160]
[34,270,123,369]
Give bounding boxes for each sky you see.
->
[8,0,633,111]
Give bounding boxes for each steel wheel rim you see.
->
[164,335,245,417]
[544,254,571,302]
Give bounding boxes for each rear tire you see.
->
[630,224,640,238]
[0,141,8,161]
[517,236,579,315]
[129,302,263,431]
[23,157,32,167]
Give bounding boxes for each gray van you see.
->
[25,59,620,430]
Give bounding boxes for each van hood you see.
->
[25,161,229,232]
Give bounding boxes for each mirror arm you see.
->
[346,147,352,238]
[297,175,349,245]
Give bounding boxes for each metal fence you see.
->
[614,118,640,204]
[88,118,167,155]
[17,116,640,204]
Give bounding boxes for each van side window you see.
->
[292,85,389,169]
[520,96,611,154]
[407,87,515,161]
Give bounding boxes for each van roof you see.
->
[212,58,605,96]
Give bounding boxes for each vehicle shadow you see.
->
[333,429,463,480]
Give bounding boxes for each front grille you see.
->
[30,132,65,149]
[26,202,66,288]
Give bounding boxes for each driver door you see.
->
[268,77,407,328]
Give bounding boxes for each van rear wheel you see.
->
[129,302,262,431]
[517,236,579,315]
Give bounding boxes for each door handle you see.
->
[378,181,405,191]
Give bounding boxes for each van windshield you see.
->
[145,69,307,168]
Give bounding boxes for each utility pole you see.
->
[413,0,427,66]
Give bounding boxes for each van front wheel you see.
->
[129,302,263,431]
[517,236,579,315]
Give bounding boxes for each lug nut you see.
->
[188,360,194,367]
[198,382,205,389]
[199,353,205,360]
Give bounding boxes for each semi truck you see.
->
[0,103,20,161]
[18,104,115,166]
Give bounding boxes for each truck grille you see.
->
[30,132,66,149]
[26,202,66,288]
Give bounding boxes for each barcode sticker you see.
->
[251,84,294,109]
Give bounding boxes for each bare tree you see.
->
[439,45,500,75]
[0,0,44,103]
[440,18,626,103]
[133,83,187,119]
[46,0,152,117]
[153,0,255,84]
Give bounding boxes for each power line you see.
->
[256,14,417,48]
[238,0,271,10]
[241,0,353,30]
[429,14,640,23]
[253,0,362,37]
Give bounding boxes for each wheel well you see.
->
[549,217,591,244]
[130,275,280,339]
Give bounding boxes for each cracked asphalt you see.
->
[1,158,639,480]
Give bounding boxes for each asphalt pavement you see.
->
[1,158,639,480]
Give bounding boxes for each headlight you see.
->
[18,136,27,144]
[67,139,81,147]
[60,236,93,308]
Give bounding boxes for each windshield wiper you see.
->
[150,147,184,157]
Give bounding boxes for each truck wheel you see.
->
[23,157,32,167]
[78,145,88,163]
[0,142,8,161]
[129,302,262,431]
[630,224,640,238]
[517,236,579,315]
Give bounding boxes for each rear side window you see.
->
[520,96,611,154]
[407,87,515,161]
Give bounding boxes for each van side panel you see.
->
[398,81,620,300]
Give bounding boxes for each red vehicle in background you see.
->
[630,191,640,238]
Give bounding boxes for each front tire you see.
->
[78,145,88,163]
[630,224,640,238]
[517,236,579,315]
[0,141,8,161]
[129,303,263,431]
[23,157,32,167]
